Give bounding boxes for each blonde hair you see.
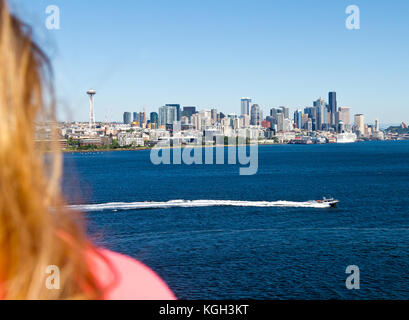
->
[0,0,104,299]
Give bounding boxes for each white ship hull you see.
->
[336,133,357,143]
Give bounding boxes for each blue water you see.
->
[62,141,409,299]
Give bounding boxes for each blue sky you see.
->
[10,0,409,124]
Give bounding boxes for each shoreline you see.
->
[62,143,260,154]
[62,139,392,154]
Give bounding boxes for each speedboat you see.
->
[316,197,339,208]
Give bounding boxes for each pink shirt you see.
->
[91,249,176,300]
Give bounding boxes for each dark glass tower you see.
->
[150,112,159,128]
[182,106,196,117]
[328,92,337,126]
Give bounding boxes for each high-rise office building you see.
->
[270,108,276,117]
[191,113,201,130]
[313,98,326,131]
[211,108,218,124]
[280,106,290,119]
[294,109,303,129]
[241,98,252,116]
[159,105,177,126]
[182,106,196,118]
[133,112,138,122]
[150,112,159,128]
[323,104,331,128]
[123,112,132,124]
[337,107,350,125]
[302,114,309,129]
[277,112,284,131]
[375,119,379,132]
[250,104,262,126]
[241,114,250,127]
[304,107,317,131]
[270,108,278,125]
[328,92,337,126]
[139,112,146,126]
[306,119,313,132]
[354,114,365,135]
[165,104,181,121]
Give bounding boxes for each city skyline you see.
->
[75,90,390,129]
[91,91,380,132]
[12,0,409,124]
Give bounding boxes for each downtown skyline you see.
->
[11,0,409,124]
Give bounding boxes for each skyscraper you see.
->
[270,108,278,125]
[354,114,365,135]
[211,108,218,124]
[139,112,146,126]
[277,112,284,131]
[123,112,132,124]
[250,104,262,126]
[313,98,326,131]
[150,112,159,129]
[280,106,290,119]
[304,107,317,131]
[133,112,138,122]
[159,105,177,126]
[182,106,196,117]
[337,107,350,125]
[165,104,181,121]
[328,92,337,126]
[293,109,303,129]
[241,98,252,116]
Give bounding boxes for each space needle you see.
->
[87,89,96,128]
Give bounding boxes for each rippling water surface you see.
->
[63,141,409,299]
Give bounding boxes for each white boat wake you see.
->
[69,199,332,212]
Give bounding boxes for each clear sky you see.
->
[9,0,409,124]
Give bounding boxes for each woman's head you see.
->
[0,0,103,299]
